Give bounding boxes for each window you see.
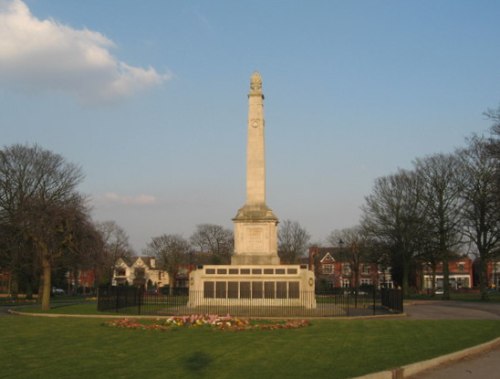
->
[342,263,351,275]
[134,268,145,279]
[457,263,465,273]
[322,264,333,274]
[362,264,371,274]
[115,268,126,276]
[342,279,350,288]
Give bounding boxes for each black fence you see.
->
[98,286,403,317]
[381,287,404,313]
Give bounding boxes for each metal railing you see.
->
[98,286,403,317]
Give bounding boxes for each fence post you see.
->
[372,286,376,315]
[115,286,119,313]
[137,288,141,315]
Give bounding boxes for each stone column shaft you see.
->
[246,90,265,205]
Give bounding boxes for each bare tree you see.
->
[95,221,133,285]
[0,144,85,310]
[327,226,372,296]
[415,153,464,300]
[61,214,104,294]
[485,104,500,213]
[458,136,500,300]
[278,220,311,264]
[361,169,426,296]
[144,234,190,295]
[485,103,500,139]
[190,224,233,264]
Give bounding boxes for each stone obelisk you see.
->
[232,72,280,265]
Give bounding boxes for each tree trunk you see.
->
[431,264,437,297]
[402,259,410,297]
[168,273,175,296]
[442,255,450,300]
[479,258,489,301]
[41,255,52,311]
[8,272,18,299]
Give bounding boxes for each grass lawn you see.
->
[19,302,109,315]
[1,316,500,379]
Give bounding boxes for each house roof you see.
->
[312,247,353,262]
[117,256,156,269]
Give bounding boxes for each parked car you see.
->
[52,287,65,295]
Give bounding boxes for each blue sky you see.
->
[1,0,499,251]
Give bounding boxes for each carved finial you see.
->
[250,71,262,93]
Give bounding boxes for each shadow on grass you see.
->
[182,351,213,372]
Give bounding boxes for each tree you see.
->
[278,220,311,264]
[415,153,464,300]
[361,169,426,296]
[95,221,133,285]
[0,144,86,310]
[485,103,500,140]
[190,224,233,264]
[458,136,500,300]
[144,234,190,295]
[60,214,104,294]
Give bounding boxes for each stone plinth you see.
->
[232,204,279,265]
[188,264,316,309]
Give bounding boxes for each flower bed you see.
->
[106,314,310,331]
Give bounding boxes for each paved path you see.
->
[403,301,500,379]
[408,346,500,379]
[404,300,500,320]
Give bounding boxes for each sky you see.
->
[1,0,499,252]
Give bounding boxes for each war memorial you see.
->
[188,72,316,309]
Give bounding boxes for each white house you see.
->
[112,256,169,289]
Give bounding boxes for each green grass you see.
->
[19,302,105,315]
[1,316,499,379]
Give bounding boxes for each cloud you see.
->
[102,192,157,206]
[0,0,169,104]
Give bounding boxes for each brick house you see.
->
[486,260,500,289]
[419,257,474,292]
[66,270,96,293]
[308,247,395,290]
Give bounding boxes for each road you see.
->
[404,300,500,320]
[404,300,500,379]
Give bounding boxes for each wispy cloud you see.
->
[102,192,157,206]
[0,0,170,104]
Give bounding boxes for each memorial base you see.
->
[188,264,316,309]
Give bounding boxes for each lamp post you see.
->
[338,239,344,290]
